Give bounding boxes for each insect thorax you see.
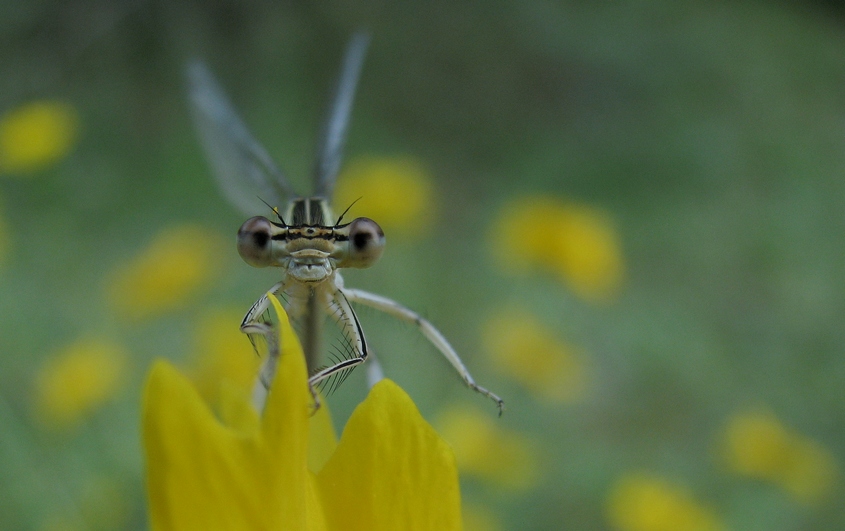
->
[285,197,334,227]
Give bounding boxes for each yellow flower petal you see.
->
[720,409,838,505]
[144,293,462,530]
[307,397,338,474]
[606,472,724,531]
[214,379,261,435]
[490,196,624,302]
[0,101,79,174]
[107,225,226,320]
[436,404,539,490]
[482,308,588,403]
[33,337,128,430]
[143,303,327,530]
[334,155,434,237]
[266,290,339,470]
[317,380,462,531]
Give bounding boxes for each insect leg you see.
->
[366,349,385,389]
[240,281,286,335]
[341,288,504,415]
[240,281,290,412]
[308,289,368,388]
[248,319,279,413]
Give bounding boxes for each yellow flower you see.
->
[33,337,128,430]
[0,101,79,174]
[606,472,724,531]
[106,225,226,320]
[334,155,434,237]
[481,308,587,403]
[143,294,462,530]
[436,403,539,490]
[490,196,624,302]
[720,408,838,505]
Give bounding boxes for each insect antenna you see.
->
[259,197,287,226]
[334,196,363,226]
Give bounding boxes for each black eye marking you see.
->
[253,231,269,248]
[353,230,371,249]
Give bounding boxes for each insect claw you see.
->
[308,384,322,416]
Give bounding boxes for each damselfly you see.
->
[187,33,503,414]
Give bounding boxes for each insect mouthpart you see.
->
[289,250,334,283]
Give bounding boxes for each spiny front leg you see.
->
[341,287,504,415]
[246,319,279,413]
[240,282,301,412]
[307,289,368,392]
[240,281,287,337]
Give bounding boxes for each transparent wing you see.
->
[312,32,370,199]
[187,61,297,215]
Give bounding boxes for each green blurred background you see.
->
[2,1,845,529]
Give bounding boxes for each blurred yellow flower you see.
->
[720,408,838,505]
[334,155,434,237]
[38,475,130,531]
[79,476,131,530]
[490,196,624,302]
[144,294,462,530]
[189,307,261,406]
[482,308,587,403]
[463,502,503,531]
[0,101,79,174]
[33,337,128,430]
[606,472,724,531]
[106,225,226,320]
[436,403,539,490]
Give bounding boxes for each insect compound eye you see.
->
[237,216,275,267]
[343,217,385,268]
